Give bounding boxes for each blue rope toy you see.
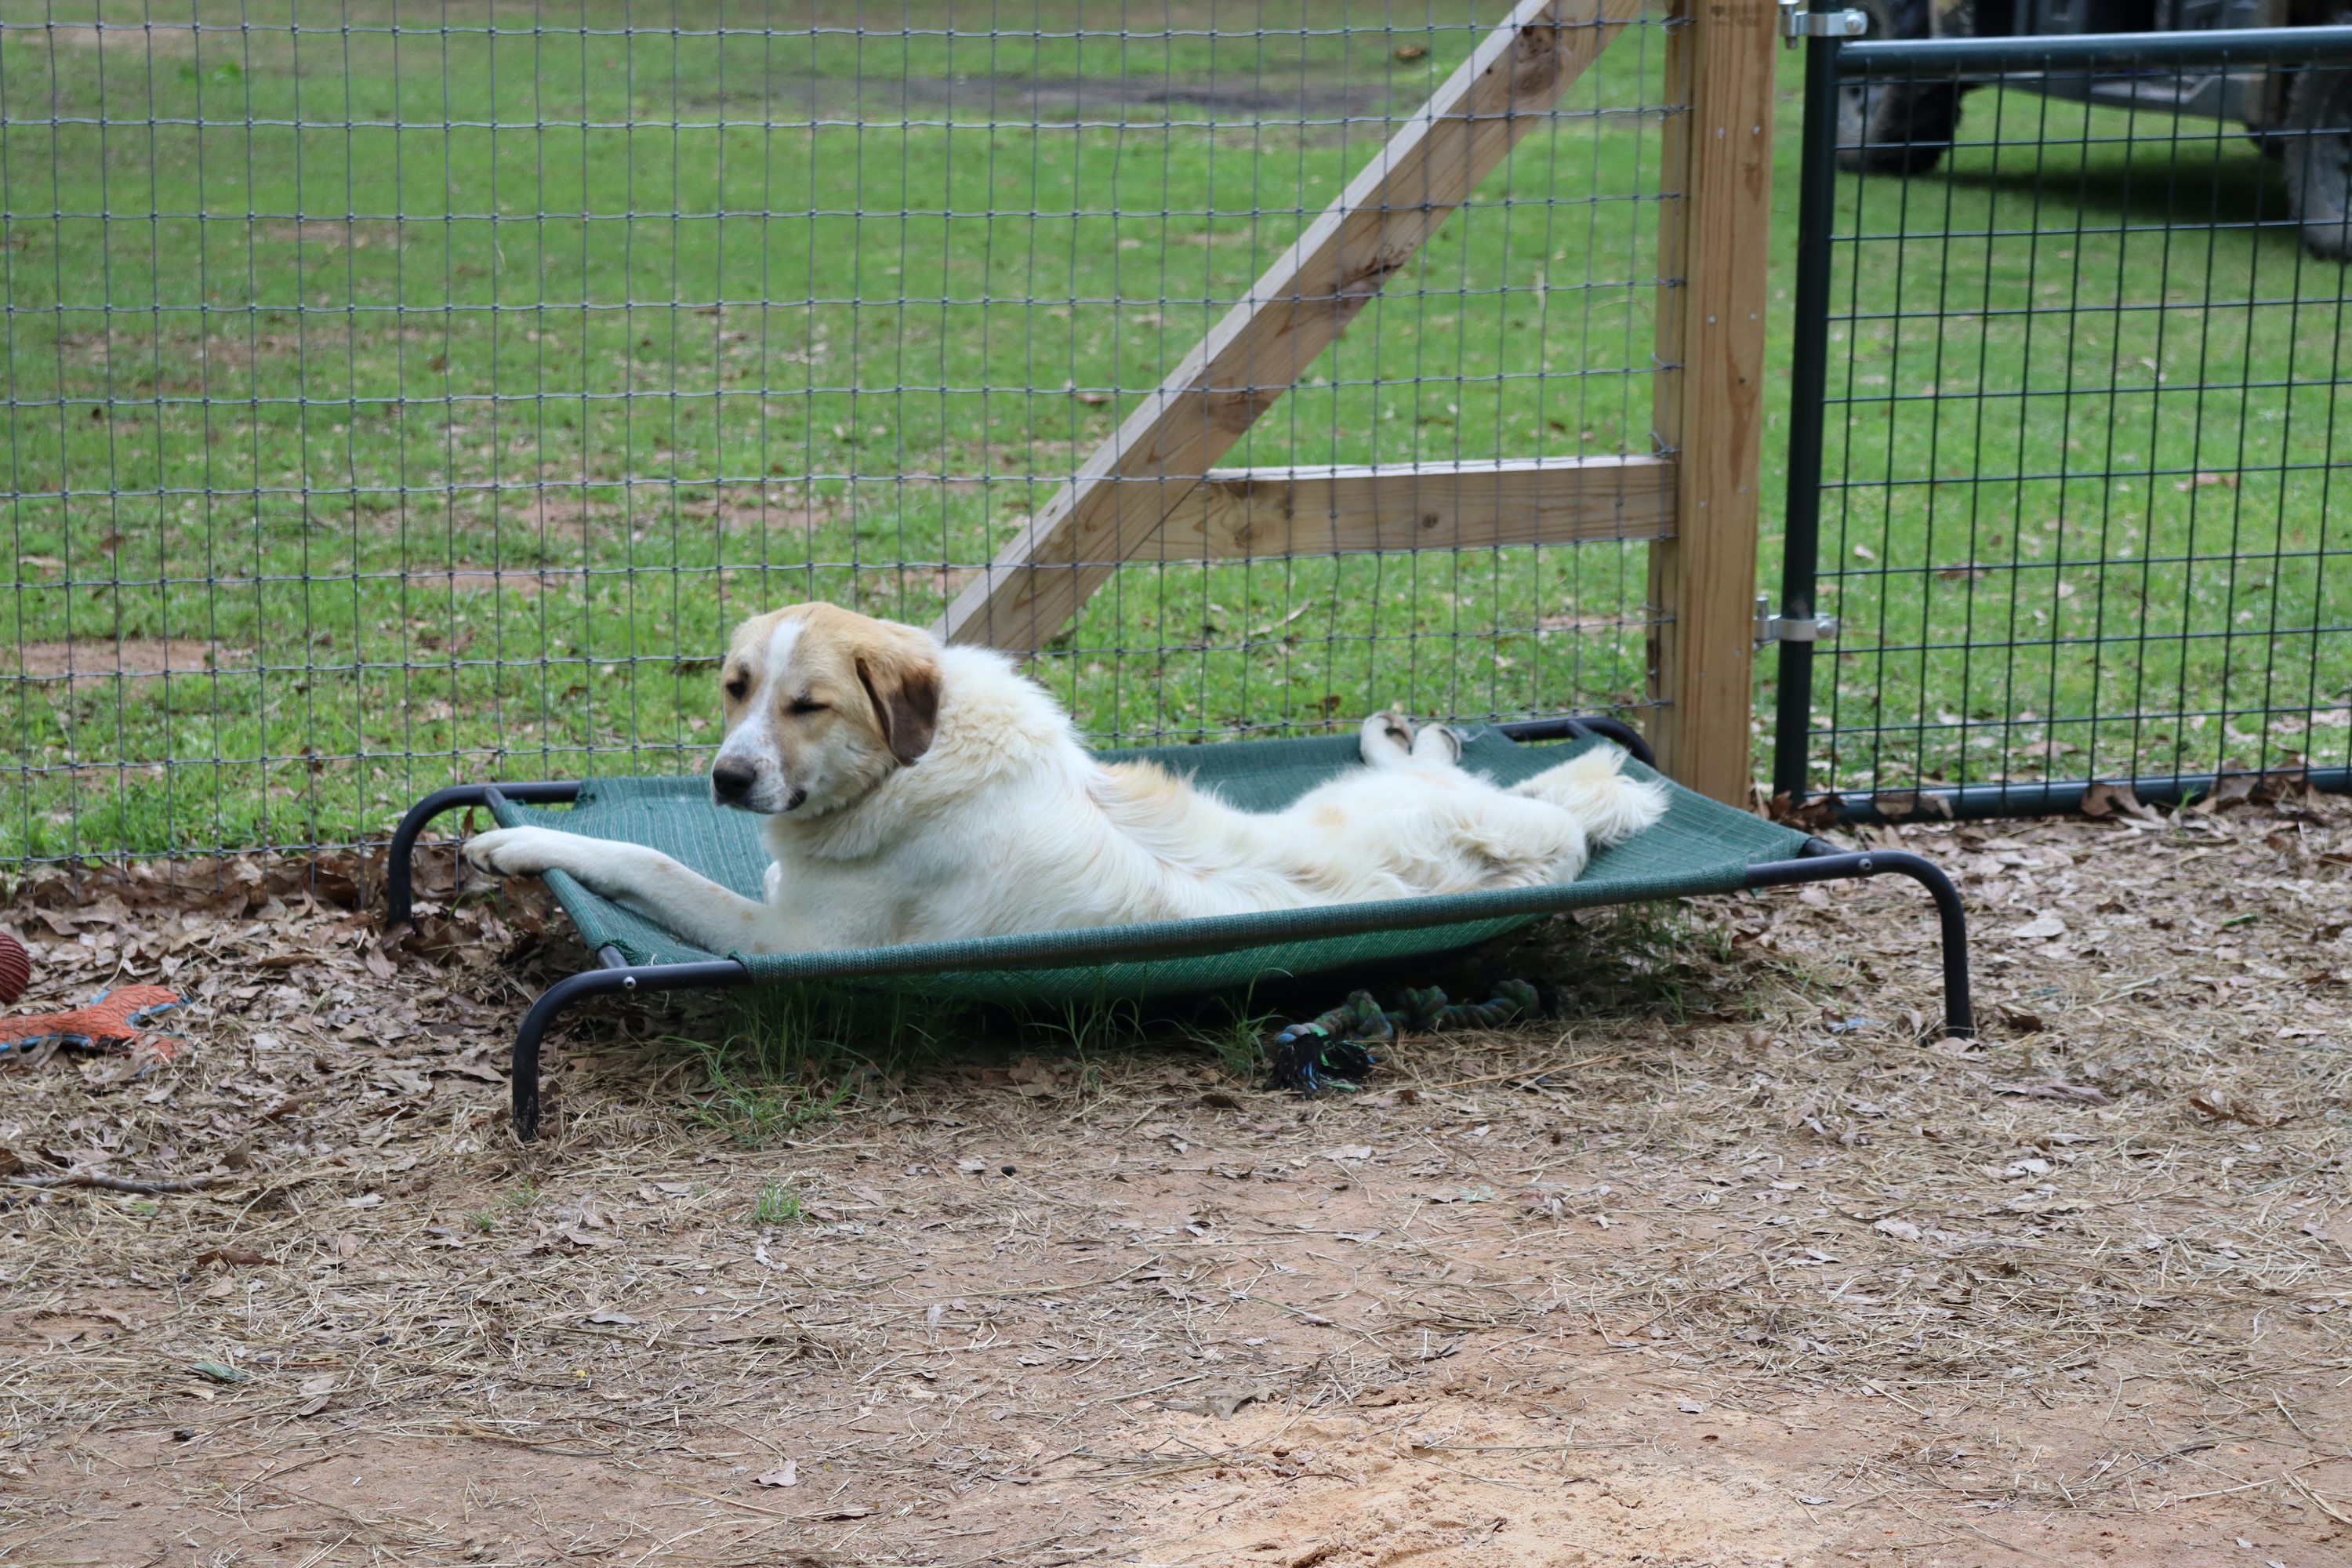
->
[1265,980,1541,1094]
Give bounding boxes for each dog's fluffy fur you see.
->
[464,603,1669,953]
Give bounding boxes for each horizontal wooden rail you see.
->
[1141,454,1675,561]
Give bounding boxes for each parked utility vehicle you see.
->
[1838,0,2352,256]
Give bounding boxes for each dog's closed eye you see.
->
[789,698,828,715]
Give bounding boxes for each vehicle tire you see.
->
[2281,26,2352,261]
[1835,0,1963,176]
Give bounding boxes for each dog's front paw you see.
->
[464,826,577,878]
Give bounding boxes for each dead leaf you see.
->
[1871,789,1954,821]
[1198,1381,1279,1419]
[299,1374,336,1395]
[2186,1094,2281,1127]
[1766,791,1845,831]
[2080,779,2154,821]
[193,1247,267,1268]
[1994,1080,2114,1107]
[588,1311,637,1326]
[336,1233,360,1259]
[1996,1004,2049,1035]
[1872,1217,1922,1243]
[201,1277,234,1300]
[2252,770,2314,808]
[755,1460,798,1487]
[2005,913,2067,942]
[2193,772,2258,814]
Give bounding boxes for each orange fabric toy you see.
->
[0,985,183,1061]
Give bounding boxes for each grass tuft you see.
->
[750,1183,804,1225]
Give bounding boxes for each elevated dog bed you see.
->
[387,720,1973,1139]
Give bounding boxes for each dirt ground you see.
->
[3,787,2350,1568]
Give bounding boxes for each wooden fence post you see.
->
[1646,0,1778,804]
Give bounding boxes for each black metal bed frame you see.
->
[383,717,1973,1141]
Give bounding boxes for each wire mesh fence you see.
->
[0,0,1680,868]
[1773,25,2352,818]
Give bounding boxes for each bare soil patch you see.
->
[47,22,202,56]
[404,566,583,600]
[2,795,2350,1566]
[262,221,411,250]
[746,75,1400,127]
[13,638,243,688]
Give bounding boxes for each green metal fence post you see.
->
[1771,16,1846,804]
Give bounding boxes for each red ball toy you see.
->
[0,931,27,1005]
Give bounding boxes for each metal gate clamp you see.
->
[1778,0,1867,47]
[1755,595,1840,647]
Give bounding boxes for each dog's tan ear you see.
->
[855,646,941,766]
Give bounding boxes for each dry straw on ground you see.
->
[2,788,2349,1566]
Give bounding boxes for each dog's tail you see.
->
[1507,745,1670,848]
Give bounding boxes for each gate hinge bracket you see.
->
[1756,594,1839,647]
[1779,0,1868,46]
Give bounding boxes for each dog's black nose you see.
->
[710,760,757,802]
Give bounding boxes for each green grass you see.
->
[681,980,960,1142]
[0,0,1670,860]
[1,0,2344,862]
[749,1181,803,1225]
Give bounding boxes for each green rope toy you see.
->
[1266,980,1540,1094]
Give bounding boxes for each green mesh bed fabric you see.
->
[490,728,1809,1004]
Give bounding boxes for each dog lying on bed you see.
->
[463,603,1668,954]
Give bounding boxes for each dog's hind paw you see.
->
[1410,722,1461,767]
[1359,709,1417,768]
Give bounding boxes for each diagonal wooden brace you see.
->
[935,0,1650,653]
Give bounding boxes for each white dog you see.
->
[463,603,1668,954]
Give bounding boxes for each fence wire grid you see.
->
[0,0,1680,866]
[1777,27,2352,817]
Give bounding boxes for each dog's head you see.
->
[708,604,942,815]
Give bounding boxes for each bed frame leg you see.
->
[1744,840,1973,1039]
[506,954,757,1142]
[384,780,583,929]
[379,779,764,1142]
